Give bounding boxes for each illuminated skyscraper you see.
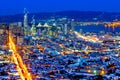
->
[31,15,35,26]
[71,19,75,31]
[23,8,30,36]
[31,16,36,36]
[64,24,68,35]
[24,8,28,27]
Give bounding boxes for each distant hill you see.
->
[0,11,120,23]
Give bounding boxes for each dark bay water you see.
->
[75,25,120,33]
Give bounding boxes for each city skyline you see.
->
[0,0,120,15]
[0,0,120,80]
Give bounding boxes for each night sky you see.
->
[0,0,120,15]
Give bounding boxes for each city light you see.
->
[93,70,97,75]
[0,6,120,80]
[74,31,103,43]
[9,33,32,80]
[105,22,120,30]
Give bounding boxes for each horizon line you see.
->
[1,10,120,16]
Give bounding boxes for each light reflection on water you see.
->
[75,25,120,33]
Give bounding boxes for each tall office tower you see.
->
[71,19,75,31]
[61,24,64,34]
[23,8,30,36]
[31,15,35,25]
[24,8,28,27]
[64,24,68,35]
[31,16,36,36]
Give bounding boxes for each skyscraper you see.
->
[23,8,30,36]
[31,16,36,36]
[64,24,68,35]
[31,15,35,26]
[71,19,75,31]
[24,8,28,27]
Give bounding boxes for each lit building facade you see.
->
[0,23,8,45]
[31,16,36,36]
[64,23,68,35]
[23,9,31,36]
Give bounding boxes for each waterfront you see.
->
[75,25,120,33]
